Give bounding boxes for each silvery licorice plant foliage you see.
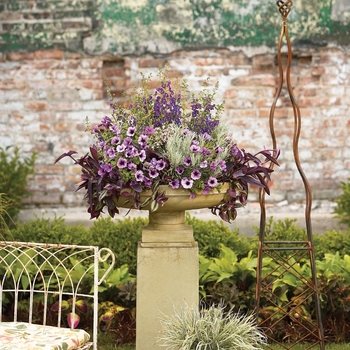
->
[158,303,267,350]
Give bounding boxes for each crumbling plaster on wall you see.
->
[82,0,350,56]
[331,0,350,22]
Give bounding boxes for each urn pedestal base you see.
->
[132,186,229,349]
[136,244,198,349]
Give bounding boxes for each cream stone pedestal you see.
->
[127,185,229,350]
[136,211,198,350]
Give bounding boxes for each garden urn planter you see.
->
[114,184,230,350]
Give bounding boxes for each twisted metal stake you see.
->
[255,2,325,349]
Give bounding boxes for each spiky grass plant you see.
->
[158,303,267,350]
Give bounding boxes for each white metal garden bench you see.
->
[0,241,115,350]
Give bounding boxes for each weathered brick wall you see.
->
[1,46,349,208]
[0,0,349,209]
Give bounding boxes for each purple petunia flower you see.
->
[156,159,166,171]
[200,160,208,168]
[191,169,201,180]
[111,136,120,145]
[110,124,120,135]
[92,125,99,133]
[176,166,184,175]
[215,146,224,154]
[116,144,126,152]
[107,148,116,160]
[117,158,128,168]
[148,168,159,178]
[128,162,137,171]
[127,126,136,136]
[183,156,192,166]
[190,144,201,153]
[139,150,146,162]
[150,158,158,167]
[207,176,218,187]
[181,177,193,189]
[135,170,144,181]
[201,148,212,157]
[210,161,217,170]
[98,163,112,177]
[169,179,180,189]
[123,137,133,146]
[202,132,211,141]
[218,159,227,171]
[144,126,154,135]
[138,134,148,145]
[125,146,138,158]
[143,176,152,186]
[101,116,111,127]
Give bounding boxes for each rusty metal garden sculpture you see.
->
[255,1,325,349]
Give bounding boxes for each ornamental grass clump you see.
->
[56,69,279,222]
[158,303,267,350]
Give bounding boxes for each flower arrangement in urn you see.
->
[56,69,279,222]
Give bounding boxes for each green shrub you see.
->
[0,193,14,239]
[10,216,92,246]
[90,217,146,275]
[199,245,258,312]
[0,146,36,224]
[249,216,350,260]
[89,215,251,274]
[254,216,307,241]
[333,178,350,228]
[313,229,350,260]
[187,214,251,259]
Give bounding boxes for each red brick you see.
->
[194,57,226,66]
[34,50,64,60]
[7,51,35,61]
[310,66,325,76]
[297,56,312,68]
[300,75,320,86]
[252,54,275,68]
[50,101,84,111]
[81,80,103,89]
[40,123,51,131]
[258,109,270,118]
[0,12,22,20]
[109,78,126,88]
[139,58,167,68]
[227,53,250,66]
[54,122,70,131]
[299,87,317,97]
[25,101,48,111]
[234,74,276,86]
[103,67,125,77]
[255,98,272,107]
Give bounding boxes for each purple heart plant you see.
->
[56,69,279,222]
